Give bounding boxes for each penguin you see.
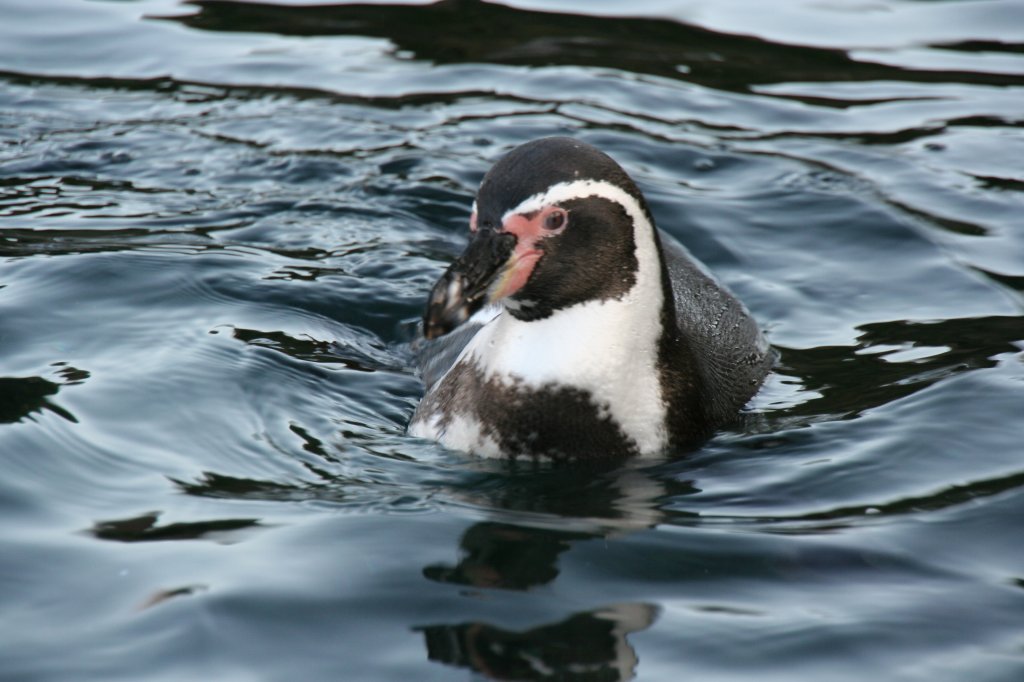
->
[409,137,772,459]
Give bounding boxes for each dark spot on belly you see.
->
[414,362,639,460]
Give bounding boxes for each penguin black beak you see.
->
[423,228,516,340]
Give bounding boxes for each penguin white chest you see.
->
[468,300,669,456]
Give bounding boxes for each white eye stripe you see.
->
[501,180,644,226]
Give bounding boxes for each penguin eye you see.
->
[543,208,567,231]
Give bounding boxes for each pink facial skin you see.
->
[489,205,568,300]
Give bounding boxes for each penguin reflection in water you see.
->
[409,137,773,458]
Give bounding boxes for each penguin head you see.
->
[424,137,660,338]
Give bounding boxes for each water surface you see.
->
[2,0,1023,680]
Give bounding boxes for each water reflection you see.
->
[88,511,262,543]
[0,374,78,423]
[166,0,1012,92]
[138,584,209,610]
[172,469,345,503]
[776,314,1024,423]
[447,462,697,531]
[424,521,587,590]
[705,468,1024,532]
[417,464,675,679]
[417,602,657,681]
[231,326,399,373]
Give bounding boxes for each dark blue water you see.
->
[2,1,1023,680]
